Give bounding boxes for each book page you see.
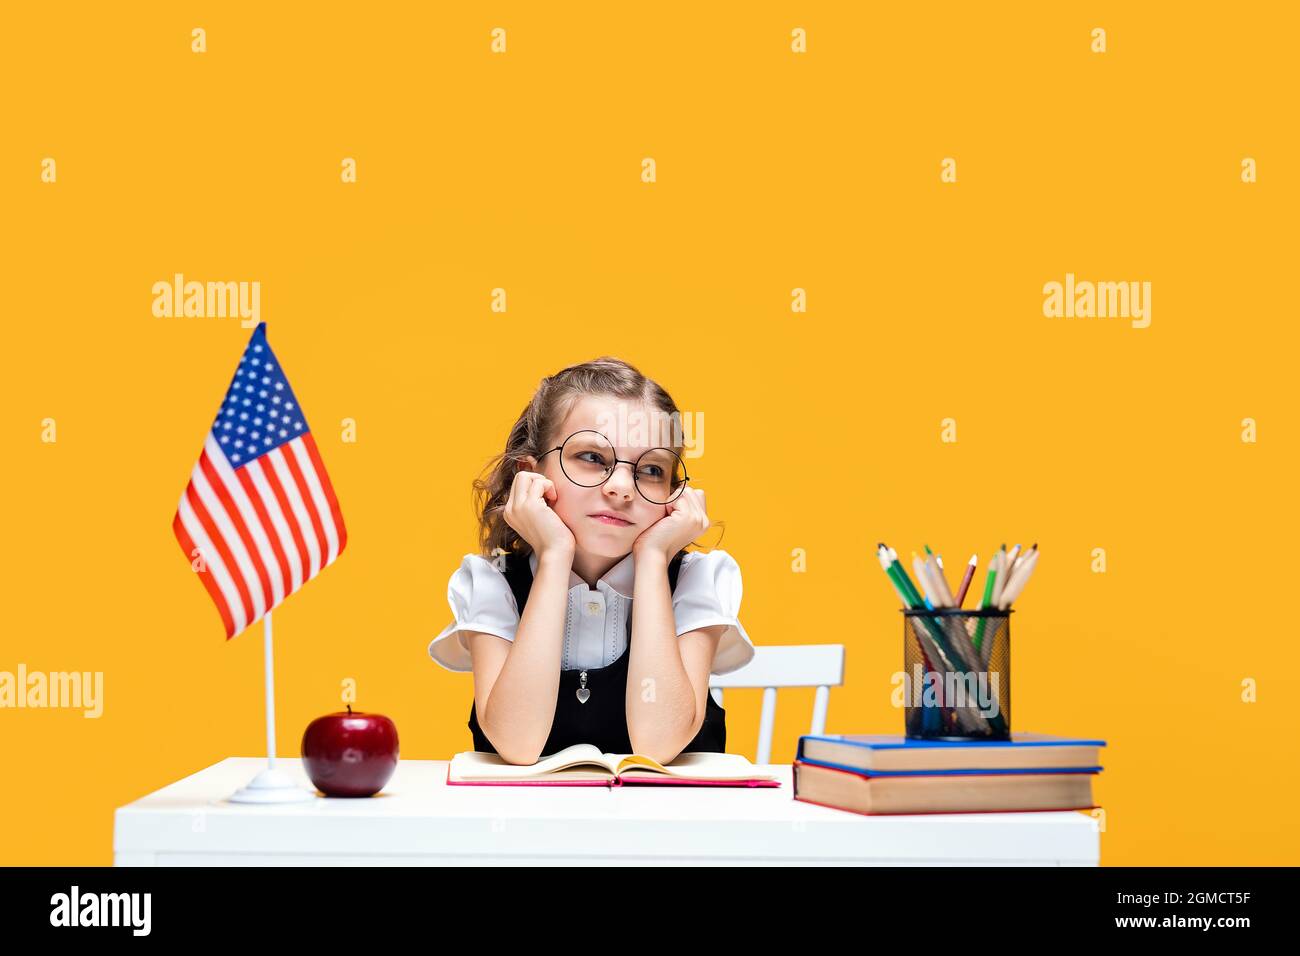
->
[617,751,777,780]
[450,744,618,781]
[608,753,669,775]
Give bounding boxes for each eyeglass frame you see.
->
[533,428,691,505]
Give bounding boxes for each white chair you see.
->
[708,645,845,765]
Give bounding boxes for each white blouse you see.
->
[427,548,755,677]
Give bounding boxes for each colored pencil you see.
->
[954,553,978,607]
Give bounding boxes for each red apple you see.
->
[301,705,399,797]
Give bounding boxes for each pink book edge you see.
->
[445,764,781,788]
[614,776,782,788]
[792,793,1099,816]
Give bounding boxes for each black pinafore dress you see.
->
[467,549,727,758]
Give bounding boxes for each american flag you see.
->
[173,322,347,639]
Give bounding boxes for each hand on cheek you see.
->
[632,488,709,560]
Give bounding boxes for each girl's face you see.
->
[520,396,675,560]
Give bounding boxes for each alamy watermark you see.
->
[891,665,1001,718]
[1043,272,1151,329]
[593,406,704,460]
[50,886,150,935]
[152,273,260,328]
[0,664,103,718]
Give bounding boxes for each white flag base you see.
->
[226,609,318,804]
[229,765,318,804]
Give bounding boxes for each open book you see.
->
[447,744,782,787]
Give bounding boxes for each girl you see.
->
[427,357,755,766]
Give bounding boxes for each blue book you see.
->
[796,732,1106,777]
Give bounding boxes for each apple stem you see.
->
[347,704,352,715]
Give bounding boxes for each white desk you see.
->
[113,757,1100,866]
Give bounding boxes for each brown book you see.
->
[793,759,1096,815]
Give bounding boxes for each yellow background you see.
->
[2,4,1296,865]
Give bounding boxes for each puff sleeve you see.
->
[427,554,521,672]
[670,548,756,676]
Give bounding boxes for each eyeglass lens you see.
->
[559,431,686,504]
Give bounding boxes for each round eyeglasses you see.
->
[535,429,690,505]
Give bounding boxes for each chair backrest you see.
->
[708,645,845,765]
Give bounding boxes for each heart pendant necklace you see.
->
[576,670,590,704]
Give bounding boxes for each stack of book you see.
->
[793,732,1105,815]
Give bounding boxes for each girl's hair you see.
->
[472,356,721,558]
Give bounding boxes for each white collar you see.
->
[527,550,639,598]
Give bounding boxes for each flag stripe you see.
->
[172,511,236,638]
[184,481,255,628]
[203,437,286,607]
[177,491,247,637]
[242,459,304,594]
[283,439,332,569]
[289,437,340,566]
[302,432,347,555]
[268,446,322,579]
[192,458,268,620]
[258,452,315,585]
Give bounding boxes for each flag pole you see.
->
[264,608,277,769]
[228,609,317,803]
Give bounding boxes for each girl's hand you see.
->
[631,487,710,563]
[502,470,576,560]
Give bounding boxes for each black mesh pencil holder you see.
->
[902,608,1011,741]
